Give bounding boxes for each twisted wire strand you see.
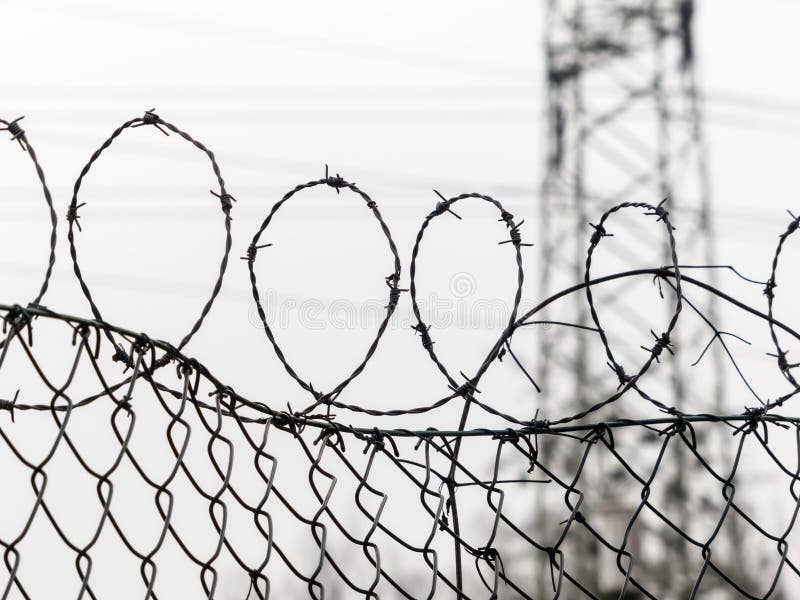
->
[2,302,800,598]
[66,110,232,369]
[246,171,402,416]
[766,211,800,388]
[1,122,800,597]
[0,116,58,309]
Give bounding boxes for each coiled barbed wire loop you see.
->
[406,190,529,595]
[66,109,233,370]
[766,211,800,389]
[1,109,800,598]
[246,166,402,417]
[0,115,58,346]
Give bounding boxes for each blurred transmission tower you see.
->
[536,0,733,596]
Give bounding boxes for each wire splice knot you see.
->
[733,405,776,439]
[529,418,550,435]
[357,427,398,456]
[112,345,132,369]
[492,428,520,443]
[4,305,34,343]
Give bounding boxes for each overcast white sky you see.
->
[3,1,800,597]
[3,0,800,401]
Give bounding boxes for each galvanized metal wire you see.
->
[1,113,799,599]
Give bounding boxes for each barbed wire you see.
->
[0,116,57,312]
[66,110,233,370]
[246,166,402,417]
[1,112,799,598]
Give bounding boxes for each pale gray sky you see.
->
[2,1,800,597]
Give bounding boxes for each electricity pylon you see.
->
[535,1,731,596]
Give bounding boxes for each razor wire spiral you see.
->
[1,112,800,599]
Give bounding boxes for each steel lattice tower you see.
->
[535,0,739,595]
[539,0,717,402]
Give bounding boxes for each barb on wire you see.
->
[248,170,401,418]
[66,111,233,368]
[2,123,800,597]
[433,190,462,219]
[0,389,19,422]
[0,301,799,599]
[0,116,27,150]
[131,108,170,136]
[210,189,236,213]
[325,164,348,193]
[0,115,58,317]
